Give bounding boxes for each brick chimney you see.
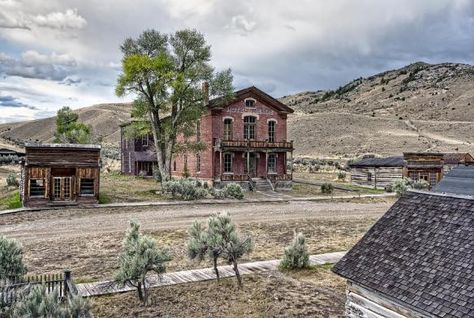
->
[202,81,209,105]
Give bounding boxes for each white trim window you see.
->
[224,153,233,173]
[268,153,277,173]
[244,116,256,140]
[244,98,256,108]
[268,120,276,142]
[223,118,233,140]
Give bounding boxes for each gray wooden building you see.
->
[349,156,404,189]
[333,189,474,317]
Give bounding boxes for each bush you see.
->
[162,179,208,200]
[222,183,244,200]
[337,172,346,181]
[393,178,411,196]
[321,183,334,194]
[6,173,19,188]
[280,232,310,270]
[99,192,112,204]
[384,184,393,193]
[412,179,429,190]
[0,236,27,282]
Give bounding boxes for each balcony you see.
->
[215,139,293,151]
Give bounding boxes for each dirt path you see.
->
[0,199,392,241]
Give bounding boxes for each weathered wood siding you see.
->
[350,167,402,189]
[345,282,427,318]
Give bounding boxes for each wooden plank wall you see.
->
[26,148,100,167]
[350,167,403,189]
[346,282,427,318]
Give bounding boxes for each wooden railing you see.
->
[215,139,293,150]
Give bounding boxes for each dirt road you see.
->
[0,199,393,280]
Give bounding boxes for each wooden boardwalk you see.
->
[76,251,346,297]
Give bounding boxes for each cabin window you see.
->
[196,121,201,142]
[80,178,95,195]
[224,153,232,173]
[268,121,276,142]
[367,172,372,182]
[142,135,148,147]
[223,118,233,140]
[245,99,255,107]
[244,116,256,140]
[268,154,277,173]
[173,160,177,171]
[196,154,201,172]
[29,179,45,197]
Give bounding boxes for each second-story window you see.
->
[245,99,255,107]
[268,121,276,142]
[223,118,233,140]
[244,116,256,140]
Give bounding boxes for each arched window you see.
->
[244,116,256,140]
[223,118,233,140]
[268,121,276,142]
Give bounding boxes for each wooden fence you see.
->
[0,271,73,307]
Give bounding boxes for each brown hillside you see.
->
[0,103,132,148]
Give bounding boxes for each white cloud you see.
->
[31,9,87,30]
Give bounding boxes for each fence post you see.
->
[64,270,71,297]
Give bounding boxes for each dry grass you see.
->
[92,266,346,318]
[100,172,163,203]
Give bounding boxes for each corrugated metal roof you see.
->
[433,165,474,196]
[349,156,404,167]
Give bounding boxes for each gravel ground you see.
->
[0,199,393,280]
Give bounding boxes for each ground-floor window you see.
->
[137,161,153,176]
[196,154,201,172]
[367,172,372,181]
[30,178,45,197]
[268,153,277,173]
[80,178,95,195]
[224,153,232,173]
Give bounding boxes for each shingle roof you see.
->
[443,153,473,165]
[332,191,474,318]
[433,165,474,196]
[349,156,404,168]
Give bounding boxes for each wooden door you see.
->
[52,177,72,201]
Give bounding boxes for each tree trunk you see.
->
[137,281,144,302]
[149,110,172,182]
[142,277,149,305]
[232,260,242,288]
[213,257,220,282]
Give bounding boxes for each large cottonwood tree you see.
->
[116,29,233,181]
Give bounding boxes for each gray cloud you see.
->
[0,95,38,109]
[0,51,77,81]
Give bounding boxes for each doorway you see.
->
[245,153,257,177]
[52,177,72,201]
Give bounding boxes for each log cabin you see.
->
[120,86,294,191]
[349,156,404,189]
[333,189,474,318]
[21,144,101,207]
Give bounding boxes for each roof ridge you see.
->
[408,189,474,200]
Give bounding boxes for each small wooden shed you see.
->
[349,156,404,189]
[21,144,101,208]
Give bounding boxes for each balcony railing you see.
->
[215,139,293,150]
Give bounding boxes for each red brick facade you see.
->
[121,86,294,188]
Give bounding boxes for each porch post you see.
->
[265,151,268,178]
[290,150,293,179]
[246,151,250,177]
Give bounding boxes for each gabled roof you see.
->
[208,86,294,114]
[443,153,473,165]
[333,191,474,318]
[25,143,101,151]
[349,156,404,168]
[433,165,474,196]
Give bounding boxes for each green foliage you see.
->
[6,173,19,188]
[222,183,244,200]
[161,179,208,200]
[207,213,253,287]
[115,29,234,181]
[12,285,90,318]
[413,179,430,190]
[337,172,346,181]
[0,236,27,282]
[98,192,112,204]
[393,178,411,196]
[54,107,92,144]
[280,232,310,270]
[115,220,171,304]
[321,183,334,194]
[1,192,22,209]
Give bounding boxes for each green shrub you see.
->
[280,232,310,270]
[162,179,208,200]
[384,184,393,193]
[223,183,244,200]
[99,192,112,204]
[0,235,27,282]
[321,183,334,194]
[6,173,19,188]
[393,178,411,196]
[1,192,22,209]
[412,179,429,190]
[337,172,346,181]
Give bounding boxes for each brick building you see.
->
[121,86,294,190]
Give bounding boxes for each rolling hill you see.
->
[1,62,473,159]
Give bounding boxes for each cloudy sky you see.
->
[0,0,473,123]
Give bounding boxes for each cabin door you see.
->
[245,153,257,177]
[52,177,72,201]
